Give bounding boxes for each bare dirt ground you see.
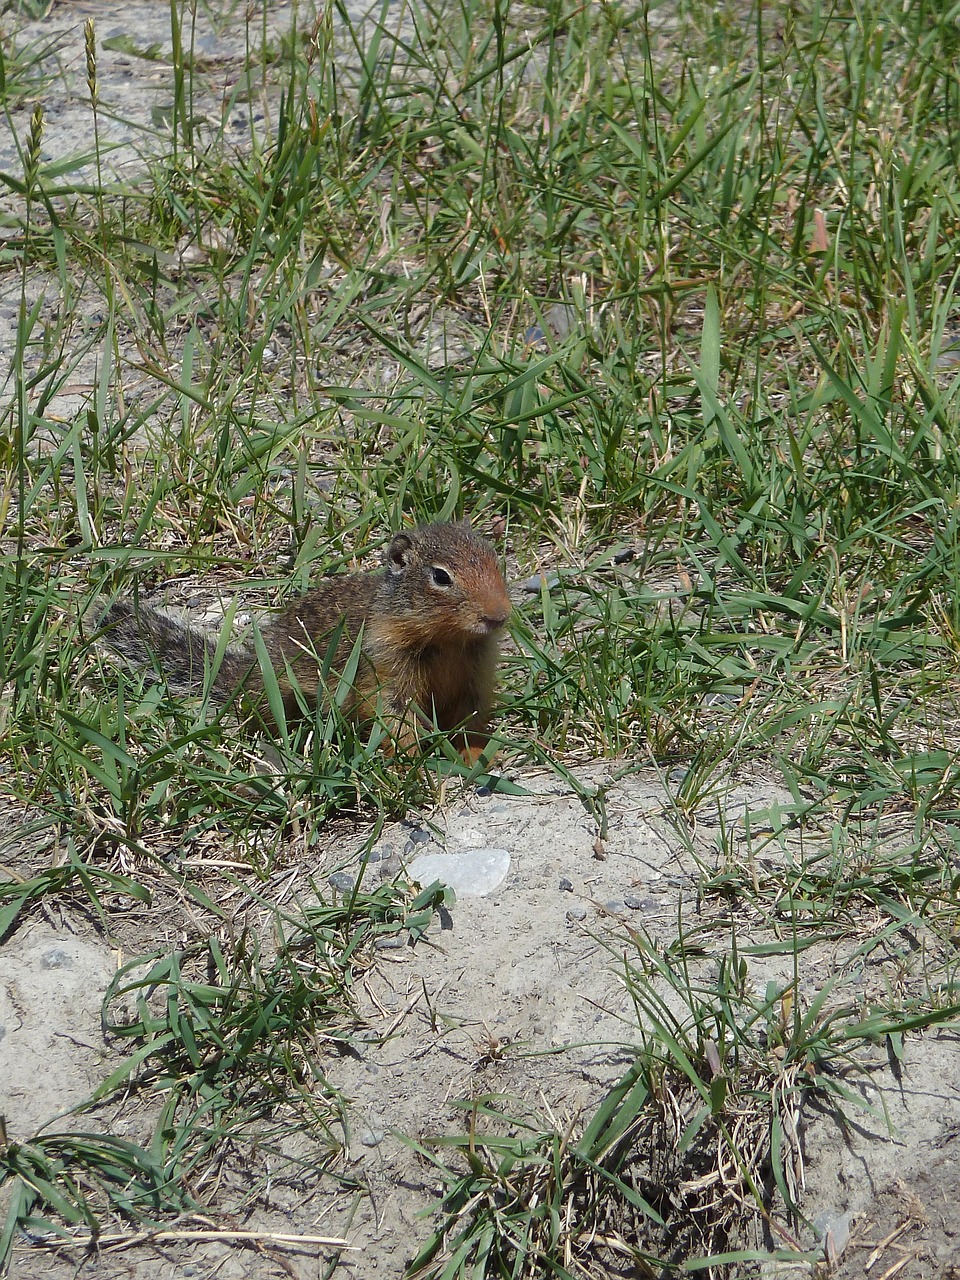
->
[4,766,960,1277]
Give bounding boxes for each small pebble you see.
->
[409,848,510,897]
[566,905,587,922]
[328,871,359,895]
[40,948,72,970]
[519,572,561,594]
[374,936,407,950]
[667,767,688,785]
[624,894,644,910]
[813,1211,851,1259]
[559,877,574,892]
[702,691,739,707]
[360,1127,386,1148]
[545,303,578,338]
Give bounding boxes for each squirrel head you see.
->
[382,521,512,642]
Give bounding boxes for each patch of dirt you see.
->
[0,925,116,1138]
[0,0,295,432]
[4,766,960,1277]
[837,1158,960,1279]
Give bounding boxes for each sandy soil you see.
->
[4,765,960,1277]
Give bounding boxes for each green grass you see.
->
[3,0,960,1272]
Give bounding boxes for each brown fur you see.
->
[99,521,512,761]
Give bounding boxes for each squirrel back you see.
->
[99,521,512,759]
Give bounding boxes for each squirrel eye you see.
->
[430,566,453,588]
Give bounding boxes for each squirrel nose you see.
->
[483,600,512,629]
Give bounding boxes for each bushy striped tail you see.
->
[98,599,254,703]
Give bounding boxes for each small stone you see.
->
[374,936,407,950]
[545,303,578,339]
[328,871,358,895]
[360,1127,386,1148]
[40,948,72,970]
[702,691,738,708]
[667,767,688,785]
[455,827,484,846]
[813,1212,851,1261]
[409,848,510,897]
[604,900,626,916]
[559,877,574,892]
[625,895,660,912]
[519,572,560,594]
[407,828,432,846]
[566,905,587,922]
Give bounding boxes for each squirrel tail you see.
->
[98,599,255,703]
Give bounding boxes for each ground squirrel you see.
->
[99,521,513,763]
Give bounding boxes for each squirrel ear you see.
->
[385,532,414,573]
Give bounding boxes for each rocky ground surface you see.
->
[4,764,960,1277]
